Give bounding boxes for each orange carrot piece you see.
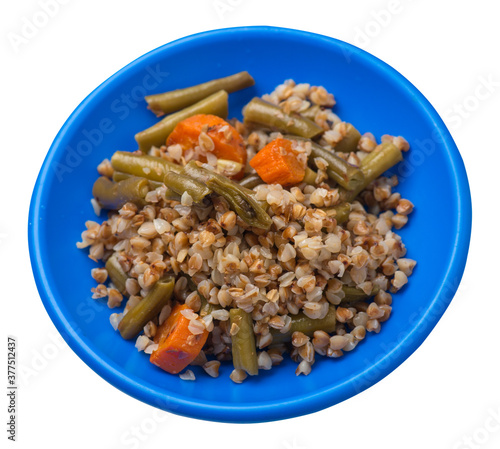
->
[166,114,246,179]
[150,304,208,375]
[249,138,306,187]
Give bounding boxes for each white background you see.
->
[1,1,498,448]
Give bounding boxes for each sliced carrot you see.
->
[249,138,306,187]
[150,304,208,375]
[166,114,246,179]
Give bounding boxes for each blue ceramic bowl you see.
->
[28,27,472,423]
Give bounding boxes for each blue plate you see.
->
[28,26,472,423]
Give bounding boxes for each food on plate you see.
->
[78,74,416,382]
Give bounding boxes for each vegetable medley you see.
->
[78,72,416,382]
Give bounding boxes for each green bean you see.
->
[303,167,318,185]
[112,171,182,201]
[332,123,362,153]
[310,143,365,190]
[239,174,264,189]
[301,104,321,121]
[200,301,221,318]
[183,162,272,230]
[341,285,380,303]
[359,142,402,183]
[135,90,229,152]
[286,135,365,190]
[339,142,402,202]
[112,171,129,183]
[113,171,161,189]
[184,275,221,317]
[118,277,175,340]
[230,309,258,376]
[92,176,149,210]
[243,97,323,139]
[270,306,337,344]
[105,254,128,296]
[206,178,272,229]
[322,202,351,224]
[163,172,212,203]
[111,152,182,183]
[145,71,255,117]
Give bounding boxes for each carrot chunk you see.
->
[150,304,208,374]
[249,138,306,186]
[166,114,246,179]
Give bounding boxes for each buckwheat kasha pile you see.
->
[78,73,416,383]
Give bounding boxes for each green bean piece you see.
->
[310,143,364,190]
[270,306,337,345]
[200,300,221,318]
[303,167,318,185]
[301,104,321,121]
[111,152,182,183]
[341,285,380,303]
[118,277,175,340]
[359,142,402,183]
[113,171,162,189]
[230,309,259,376]
[183,162,272,230]
[332,123,362,153]
[92,176,149,210]
[239,174,264,189]
[113,170,141,183]
[243,97,323,139]
[112,171,128,182]
[105,254,128,296]
[339,142,402,202]
[286,135,365,191]
[322,202,351,225]
[135,90,229,152]
[112,171,181,201]
[163,172,212,203]
[205,177,271,229]
[146,71,255,117]
[184,275,221,317]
